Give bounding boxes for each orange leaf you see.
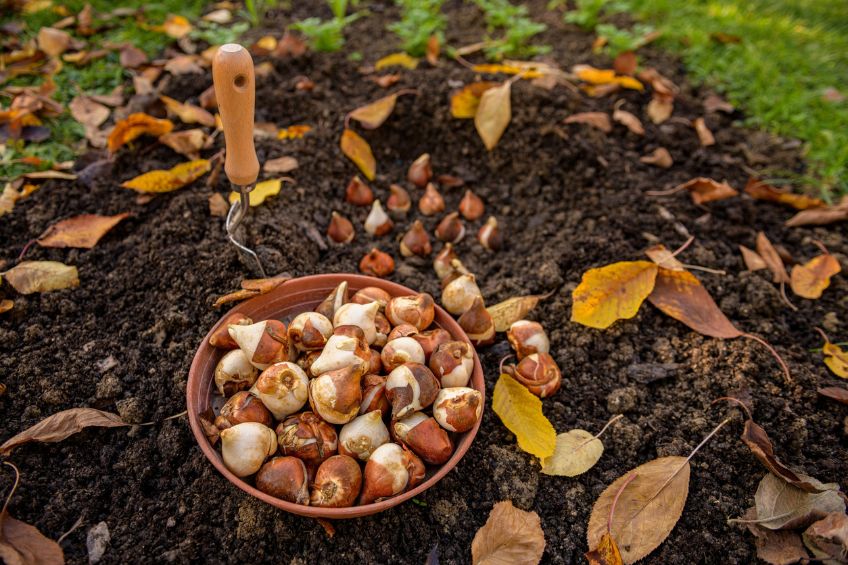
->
[672,177,738,205]
[571,261,658,329]
[277,124,312,140]
[121,159,211,193]
[790,254,841,299]
[161,14,192,38]
[565,112,612,133]
[744,178,826,211]
[0,300,13,314]
[375,52,419,70]
[612,108,644,135]
[471,63,543,78]
[644,244,685,271]
[340,129,376,180]
[108,112,174,153]
[692,117,715,146]
[159,128,209,159]
[573,65,643,90]
[450,82,498,119]
[647,268,742,339]
[38,213,129,249]
[755,231,790,284]
[640,147,672,168]
[586,532,624,565]
[348,93,401,130]
[739,245,767,271]
[160,95,216,127]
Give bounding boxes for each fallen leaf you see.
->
[160,95,216,127]
[647,268,742,339]
[475,81,511,150]
[375,52,418,70]
[118,44,147,68]
[703,94,734,114]
[803,512,848,563]
[108,113,174,153]
[373,74,401,88]
[565,112,612,133]
[613,51,637,75]
[471,501,545,565]
[451,82,498,119]
[471,64,542,79]
[743,510,810,565]
[672,177,738,205]
[541,429,603,477]
[164,54,204,75]
[644,244,686,271]
[639,147,673,168]
[159,129,208,159]
[487,294,550,332]
[208,193,228,217]
[817,386,848,405]
[277,125,312,140]
[586,532,624,565]
[492,373,556,459]
[228,178,283,207]
[121,159,210,192]
[752,473,845,530]
[348,93,401,129]
[22,170,77,181]
[821,339,848,379]
[756,232,790,284]
[3,261,79,294]
[573,65,643,90]
[785,203,848,227]
[37,27,71,57]
[612,108,644,135]
[213,274,292,307]
[0,407,126,455]
[0,511,65,565]
[646,97,673,123]
[37,213,129,249]
[161,14,192,38]
[0,183,21,217]
[0,300,12,313]
[588,456,690,564]
[571,261,658,330]
[426,34,440,65]
[213,289,259,307]
[744,178,825,210]
[790,253,840,299]
[69,96,110,129]
[740,245,768,271]
[263,156,298,174]
[693,117,715,146]
[340,129,376,180]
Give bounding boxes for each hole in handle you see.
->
[234,74,247,89]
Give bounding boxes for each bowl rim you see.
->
[186,273,485,519]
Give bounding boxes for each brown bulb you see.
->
[407,153,432,187]
[276,411,338,466]
[418,182,445,216]
[359,248,395,278]
[435,212,465,243]
[351,287,392,310]
[385,293,435,330]
[345,175,374,206]
[459,189,484,221]
[507,352,562,398]
[507,320,550,359]
[360,373,390,416]
[411,328,452,362]
[478,216,502,251]
[433,244,459,281]
[400,220,432,257]
[315,281,348,320]
[214,391,273,430]
[457,296,495,346]
[327,211,354,244]
[209,313,252,349]
[310,455,362,507]
[256,456,310,504]
[387,184,411,216]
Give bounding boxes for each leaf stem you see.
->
[608,472,638,533]
[711,396,752,421]
[741,333,792,384]
[2,461,20,516]
[684,417,731,466]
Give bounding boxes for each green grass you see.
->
[623,0,848,195]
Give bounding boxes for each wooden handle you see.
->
[212,44,259,187]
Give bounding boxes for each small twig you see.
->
[139,410,187,426]
[779,282,798,312]
[499,354,514,375]
[812,240,830,256]
[2,461,21,516]
[712,396,752,421]
[684,418,732,466]
[574,414,624,452]
[57,514,85,544]
[742,333,792,384]
[668,235,695,259]
[17,239,37,261]
[608,472,638,533]
[645,185,686,197]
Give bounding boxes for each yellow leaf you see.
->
[108,112,174,153]
[254,35,277,51]
[375,52,418,70]
[541,429,604,477]
[474,81,511,150]
[573,65,643,91]
[0,183,21,217]
[38,213,130,249]
[121,159,210,193]
[228,178,283,207]
[487,293,550,332]
[3,260,79,294]
[340,128,376,180]
[472,64,543,78]
[0,299,13,314]
[790,254,841,299]
[160,95,216,127]
[277,124,312,140]
[450,82,498,119]
[161,14,192,38]
[492,373,556,459]
[571,261,658,329]
[586,532,624,565]
[348,93,399,130]
[822,341,848,379]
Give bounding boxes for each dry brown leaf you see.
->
[564,112,612,133]
[451,82,498,119]
[263,156,299,174]
[22,170,77,181]
[69,96,109,129]
[208,193,229,217]
[742,509,810,565]
[348,92,410,130]
[159,129,208,159]
[639,147,673,168]
[119,44,148,68]
[647,268,742,339]
[752,473,845,531]
[613,50,637,75]
[471,501,545,565]
[108,113,174,153]
[213,274,292,307]
[164,54,204,75]
[588,456,690,564]
[487,293,550,332]
[693,117,715,146]
[37,27,71,57]
[646,96,673,123]
[3,261,79,295]
[0,300,12,314]
[0,510,65,565]
[571,261,658,329]
[803,512,848,562]
[0,408,126,455]
[703,94,734,114]
[786,204,848,227]
[744,178,825,210]
[475,81,512,150]
[740,245,768,271]
[644,244,685,271]
[612,108,644,135]
[790,253,840,299]
[756,232,790,284]
[161,14,192,38]
[37,213,129,249]
[160,95,216,127]
[121,159,210,193]
[340,129,376,181]
[0,183,21,217]
[672,177,739,205]
[818,386,848,405]
[373,74,401,88]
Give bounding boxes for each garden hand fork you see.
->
[212,43,266,277]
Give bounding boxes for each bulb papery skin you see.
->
[429,341,474,387]
[288,312,333,351]
[334,301,380,345]
[387,184,411,216]
[309,325,370,376]
[228,319,289,370]
[509,352,562,398]
[308,365,364,424]
[276,411,338,466]
[373,313,390,348]
[339,410,390,461]
[478,216,502,251]
[411,328,452,363]
[215,391,273,430]
[387,324,418,342]
[351,287,392,310]
[506,320,550,359]
[407,153,432,187]
[435,212,465,243]
[359,443,424,504]
[433,244,459,281]
[385,293,435,331]
[327,211,355,244]
[360,374,390,416]
[399,220,432,257]
[367,348,383,375]
[364,200,393,236]
[310,455,363,508]
[381,337,426,372]
[432,387,483,432]
[255,456,310,504]
[220,422,278,477]
[250,362,310,420]
[315,281,348,321]
[441,274,482,315]
[210,313,252,349]
[393,413,453,465]
[419,182,445,216]
[385,363,440,419]
[214,349,259,396]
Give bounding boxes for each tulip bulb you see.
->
[507,320,550,359]
[441,273,482,315]
[251,362,309,420]
[345,175,374,206]
[351,287,392,310]
[507,352,562,398]
[288,311,333,351]
[381,336,426,372]
[385,363,440,419]
[215,391,272,430]
[327,211,355,244]
[339,410,390,461]
[334,301,380,345]
[220,422,277,477]
[368,348,383,375]
[433,387,482,432]
[387,324,418,341]
[256,456,309,504]
[308,365,363,424]
[435,212,465,243]
[214,349,259,396]
[478,216,502,251]
[309,325,370,376]
[433,244,459,281]
[429,341,474,387]
[457,296,495,346]
[393,412,453,465]
[276,411,338,466]
[407,153,432,187]
[209,313,252,349]
[411,328,452,362]
[400,220,432,257]
[311,455,362,507]
[387,184,411,216]
[296,350,320,372]
[359,248,395,278]
[459,189,484,221]
[364,200,393,236]
[385,293,435,331]
[228,320,289,370]
[360,374,390,416]
[418,182,445,216]
[360,443,425,504]
[315,281,348,321]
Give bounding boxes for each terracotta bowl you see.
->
[187,273,485,519]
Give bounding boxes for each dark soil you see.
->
[1,1,846,563]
